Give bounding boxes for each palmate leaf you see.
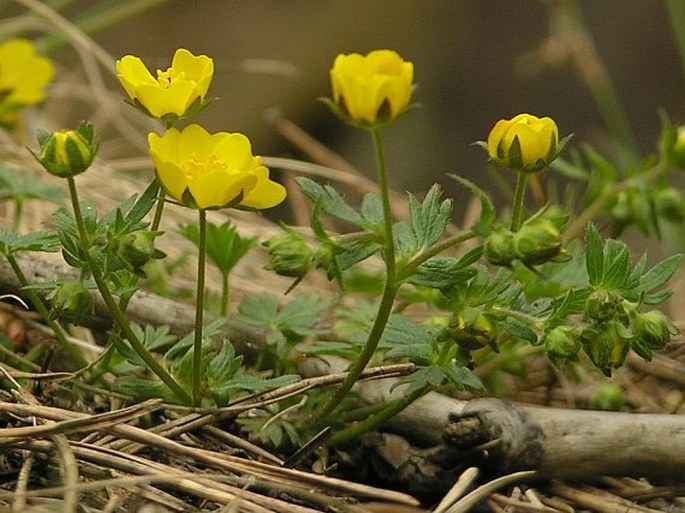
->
[296,177,363,226]
[0,229,59,256]
[408,185,453,249]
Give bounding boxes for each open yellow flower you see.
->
[148,124,286,210]
[0,38,54,120]
[487,113,560,172]
[116,48,213,120]
[330,49,413,126]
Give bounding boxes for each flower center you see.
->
[180,153,225,182]
[156,67,186,88]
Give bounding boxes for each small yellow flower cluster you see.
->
[116,49,285,211]
[0,38,54,126]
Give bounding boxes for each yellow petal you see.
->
[487,119,512,159]
[0,39,54,105]
[116,55,156,100]
[154,161,189,203]
[213,133,255,171]
[171,48,214,97]
[136,81,197,117]
[190,171,256,209]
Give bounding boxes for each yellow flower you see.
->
[487,113,560,172]
[0,38,54,120]
[330,49,413,126]
[116,48,213,120]
[148,124,286,210]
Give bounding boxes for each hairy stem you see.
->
[193,209,208,406]
[315,127,398,422]
[67,177,190,404]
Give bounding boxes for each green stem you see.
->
[220,272,229,317]
[193,209,208,407]
[150,187,167,233]
[66,177,191,404]
[4,253,86,367]
[510,171,528,232]
[398,230,477,280]
[13,199,22,232]
[326,385,428,446]
[315,127,398,423]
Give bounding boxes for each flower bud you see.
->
[264,230,313,278]
[584,289,622,323]
[512,217,563,265]
[588,383,625,411]
[47,280,93,323]
[672,125,685,169]
[581,321,631,376]
[654,187,685,223]
[449,311,498,351]
[634,310,675,350]
[328,49,414,127]
[31,122,97,178]
[543,325,580,367]
[485,229,515,266]
[487,113,561,173]
[117,231,161,274]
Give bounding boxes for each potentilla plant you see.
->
[2,39,680,450]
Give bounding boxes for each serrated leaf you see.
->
[602,239,630,289]
[503,318,538,343]
[383,344,432,365]
[379,314,433,349]
[638,254,682,294]
[0,229,59,255]
[390,366,445,395]
[394,221,418,260]
[449,174,496,235]
[207,341,242,386]
[111,376,175,402]
[127,179,160,225]
[443,362,484,392]
[409,256,477,289]
[409,185,453,248]
[296,177,363,226]
[585,223,603,286]
[360,192,384,233]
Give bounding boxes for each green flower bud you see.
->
[672,125,685,169]
[654,188,685,223]
[485,229,515,266]
[512,217,563,265]
[584,289,622,323]
[449,310,498,351]
[31,122,97,178]
[47,280,93,323]
[543,325,580,367]
[588,383,625,411]
[117,231,161,274]
[581,321,631,376]
[634,310,676,350]
[610,189,650,233]
[265,230,312,278]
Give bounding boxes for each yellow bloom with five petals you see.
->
[329,49,413,127]
[148,124,286,210]
[487,113,560,173]
[116,48,213,121]
[0,38,54,121]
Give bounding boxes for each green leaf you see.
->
[602,239,630,289]
[379,314,434,349]
[393,221,418,261]
[443,362,484,392]
[409,185,453,248]
[638,254,682,294]
[111,376,176,402]
[296,177,363,226]
[207,341,242,386]
[360,192,384,233]
[585,223,603,286]
[0,229,59,256]
[409,256,477,289]
[449,174,496,235]
[0,162,65,204]
[503,318,538,344]
[127,179,160,225]
[390,366,445,395]
[237,293,331,345]
[179,220,256,277]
